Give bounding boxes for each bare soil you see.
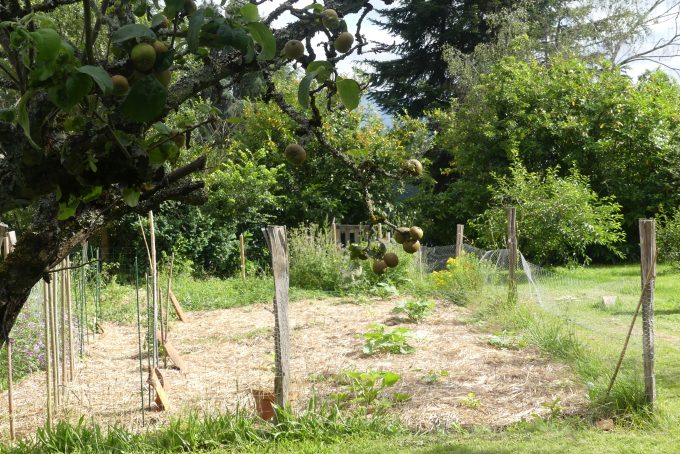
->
[0,297,587,438]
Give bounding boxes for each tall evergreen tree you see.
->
[369,0,515,115]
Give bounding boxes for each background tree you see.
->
[368,0,518,115]
[412,56,680,256]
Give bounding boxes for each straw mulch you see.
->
[0,297,587,438]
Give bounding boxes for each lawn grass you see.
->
[95,274,331,324]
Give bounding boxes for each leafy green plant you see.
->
[431,251,487,304]
[487,331,527,350]
[289,224,347,292]
[460,393,481,409]
[392,299,435,322]
[422,370,449,385]
[362,324,415,355]
[541,397,563,419]
[332,370,405,410]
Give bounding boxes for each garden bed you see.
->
[0,296,587,437]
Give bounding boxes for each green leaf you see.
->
[199,19,252,53]
[152,122,172,135]
[187,8,206,53]
[122,187,141,207]
[151,13,167,27]
[306,60,332,82]
[381,372,401,387]
[163,0,185,18]
[30,28,61,62]
[297,69,320,109]
[240,3,259,21]
[47,72,93,109]
[15,90,39,149]
[336,78,361,110]
[57,196,79,220]
[111,24,156,44]
[81,185,103,203]
[148,146,165,164]
[77,65,113,95]
[245,22,276,60]
[120,76,167,123]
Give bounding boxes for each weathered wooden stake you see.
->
[455,224,464,258]
[507,207,518,304]
[263,226,290,409]
[149,211,159,369]
[239,233,246,280]
[331,218,337,247]
[7,338,15,442]
[639,219,657,406]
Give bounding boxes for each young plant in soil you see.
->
[362,324,415,355]
[392,299,436,323]
[332,370,410,411]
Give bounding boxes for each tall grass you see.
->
[3,405,403,453]
[288,224,346,292]
[476,295,649,422]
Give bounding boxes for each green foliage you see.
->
[333,370,406,411]
[472,163,625,265]
[289,224,347,292]
[431,252,486,304]
[428,56,680,254]
[460,393,481,409]
[487,330,526,350]
[422,369,449,385]
[392,299,435,322]
[657,208,680,265]
[362,324,415,355]
[3,406,403,453]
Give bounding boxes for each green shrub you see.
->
[471,162,625,265]
[431,251,486,304]
[289,224,347,292]
[657,208,680,264]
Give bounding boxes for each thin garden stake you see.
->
[145,271,152,406]
[165,253,174,339]
[95,248,101,333]
[7,338,15,442]
[149,211,159,369]
[66,256,74,380]
[43,280,52,426]
[60,261,67,397]
[606,251,657,398]
[50,274,59,408]
[134,257,145,424]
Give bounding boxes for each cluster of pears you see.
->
[111,39,172,97]
[394,226,422,254]
[281,8,354,60]
[348,241,399,275]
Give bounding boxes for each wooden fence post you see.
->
[639,219,657,406]
[263,226,290,409]
[507,207,517,304]
[239,233,246,280]
[7,338,15,442]
[455,224,464,258]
